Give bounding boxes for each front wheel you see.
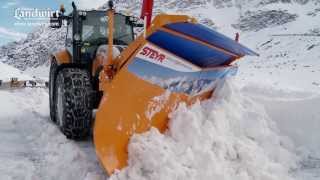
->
[49,59,58,122]
[54,68,93,140]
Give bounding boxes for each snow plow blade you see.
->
[94,14,258,175]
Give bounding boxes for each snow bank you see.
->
[241,83,320,158]
[110,79,299,180]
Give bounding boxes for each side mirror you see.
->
[50,13,62,29]
[126,16,144,27]
[50,12,62,28]
[50,4,66,29]
[60,4,66,14]
[79,11,87,20]
[133,22,144,28]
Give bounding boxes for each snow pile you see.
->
[110,80,299,180]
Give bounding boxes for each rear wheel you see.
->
[54,68,93,140]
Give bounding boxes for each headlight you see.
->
[79,11,86,16]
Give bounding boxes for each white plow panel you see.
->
[136,43,201,72]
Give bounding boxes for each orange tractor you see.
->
[49,0,258,175]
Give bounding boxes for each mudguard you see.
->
[52,49,72,65]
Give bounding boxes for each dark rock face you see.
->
[232,10,298,32]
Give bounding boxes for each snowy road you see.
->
[0,89,106,180]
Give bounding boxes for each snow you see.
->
[110,79,320,180]
[24,65,50,81]
[110,80,298,180]
[0,62,32,81]
[0,88,107,180]
[241,83,320,157]
[1,77,318,180]
[109,1,320,180]
[145,90,171,120]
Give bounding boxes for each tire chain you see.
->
[55,68,93,140]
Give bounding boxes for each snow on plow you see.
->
[94,14,258,174]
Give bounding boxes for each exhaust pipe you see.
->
[104,0,115,80]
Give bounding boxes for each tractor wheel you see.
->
[49,59,58,122]
[54,68,93,140]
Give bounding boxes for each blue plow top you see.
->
[147,22,258,68]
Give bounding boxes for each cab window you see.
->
[82,11,134,45]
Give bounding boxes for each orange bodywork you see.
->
[49,9,257,175]
[94,14,228,175]
[51,14,251,176]
[94,67,214,174]
[53,48,108,78]
[52,49,71,65]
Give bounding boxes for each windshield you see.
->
[82,11,133,45]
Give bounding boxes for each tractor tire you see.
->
[54,68,93,140]
[49,59,58,122]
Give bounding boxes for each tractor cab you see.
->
[65,11,136,62]
[50,2,142,64]
[48,1,143,138]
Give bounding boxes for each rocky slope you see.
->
[0,27,65,70]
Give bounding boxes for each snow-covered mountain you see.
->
[1,0,318,71]
[0,0,205,71]
[0,27,65,70]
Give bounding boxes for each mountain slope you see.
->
[0,27,65,70]
[1,0,318,71]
